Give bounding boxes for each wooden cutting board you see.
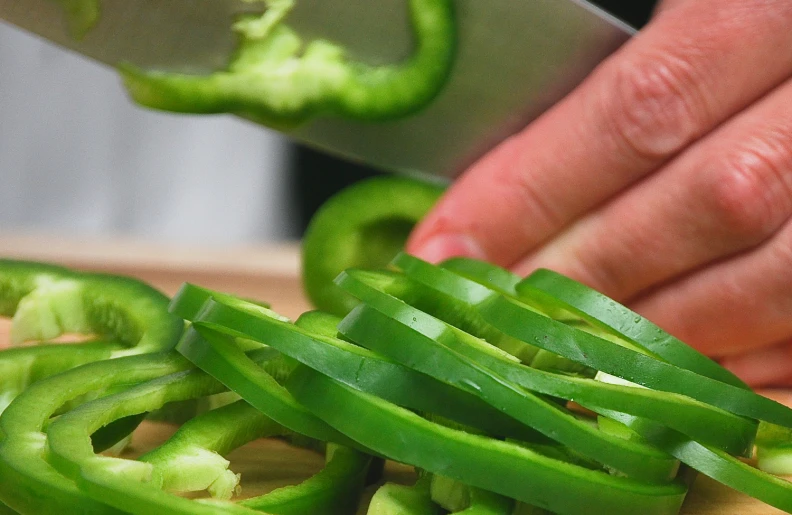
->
[0,233,789,514]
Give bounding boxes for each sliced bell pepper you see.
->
[385,254,756,455]
[598,410,792,513]
[0,352,191,514]
[178,295,543,442]
[121,0,456,128]
[430,474,515,514]
[175,321,363,448]
[302,176,444,316]
[0,340,123,415]
[1,260,183,354]
[334,271,680,482]
[286,364,688,515]
[518,268,747,388]
[480,294,792,427]
[239,443,372,514]
[44,357,262,515]
[367,477,440,515]
[45,338,372,514]
[139,399,285,499]
[756,422,792,474]
[393,253,588,372]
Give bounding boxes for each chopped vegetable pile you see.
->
[2,177,792,514]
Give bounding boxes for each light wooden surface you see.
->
[1,234,790,514]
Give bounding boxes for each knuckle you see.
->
[602,53,707,161]
[707,139,792,242]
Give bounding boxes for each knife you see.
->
[0,0,634,178]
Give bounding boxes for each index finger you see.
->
[408,0,792,267]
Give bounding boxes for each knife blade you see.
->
[0,0,634,178]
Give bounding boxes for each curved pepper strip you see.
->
[439,257,522,297]
[121,0,456,128]
[139,399,285,499]
[393,253,585,372]
[0,260,70,316]
[180,296,543,443]
[302,176,445,316]
[1,260,183,354]
[368,477,440,515]
[285,364,688,515]
[238,443,371,514]
[0,352,191,514]
[598,410,792,513]
[334,271,680,483]
[0,260,184,456]
[175,319,362,448]
[430,474,514,514]
[518,268,748,389]
[45,348,372,515]
[756,422,792,474]
[387,255,756,455]
[0,340,123,415]
[138,374,373,513]
[44,359,264,515]
[479,294,792,427]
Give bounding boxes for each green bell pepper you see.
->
[335,269,681,482]
[121,0,456,129]
[302,176,444,316]
[286,364,688,515]
[0,352,191,514]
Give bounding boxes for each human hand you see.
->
[407,0,792,387]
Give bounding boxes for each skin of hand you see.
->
[407,0,792,387]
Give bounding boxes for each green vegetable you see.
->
[239,443,371,514]
[302,176,444,316]
[0,260,184,513]
[0,352,190,514]
[430,474,514,514]
[389,254,756,456]
[175,292,543,442]
[56,0,100,39]
[480,292,792,427]
[176,321,362,447]
[139,400,284,499]
[335,270,680,482]
[121,0,457,129]
[518,268,747,388]
[5,170,792,515]
[756,422,792,474]
[286,364,688,515]
[368,477,440,515]
[598,410,792,513]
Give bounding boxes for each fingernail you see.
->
[411,234,486,264]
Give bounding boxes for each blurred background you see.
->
[0,1,654,246]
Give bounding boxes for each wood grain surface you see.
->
[0,233,789,514]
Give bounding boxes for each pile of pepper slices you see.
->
[2,178,792,515]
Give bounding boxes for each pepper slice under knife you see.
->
[121,0,457,129]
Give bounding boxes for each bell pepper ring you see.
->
[386,254,756,455]
[175,291,545,442]
[0,352,191,514]
[302,176,445,316]
[335,269,682,482]
[285,364,688,515]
